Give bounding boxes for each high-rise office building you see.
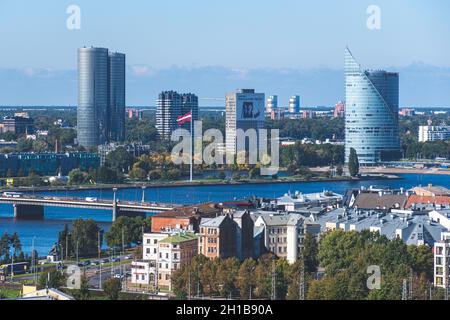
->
[181,93,199,132]
[77,47,126,147]
[226,89,265,155]
[108,52,126,142]
[156,91,198,140]
[288,95,300,114]
[266,95,278,114]
[345,47,401,164]
[78,47,109,147]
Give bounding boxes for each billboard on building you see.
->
[237,94,265,122]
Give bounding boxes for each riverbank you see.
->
[360,167,450,176]
[1,173,401,193]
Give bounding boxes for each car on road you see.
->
[90,261,99,266]
[77,260,90,267]
[100,259,109,265]
[124,255,133,260]
[111,257,120,263]
[114,273,125,279]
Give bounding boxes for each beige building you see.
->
[254,213,307,264]
[157,233,198,291]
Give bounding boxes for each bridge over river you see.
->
[0,192,178,221]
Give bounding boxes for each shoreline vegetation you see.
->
[0,173,401,194]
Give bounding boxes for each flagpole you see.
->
[190,109,193,182]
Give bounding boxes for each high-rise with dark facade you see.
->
[108,52,126,142]
[345,47,401,164]
[156,91,198,140]
[77,47,125,147]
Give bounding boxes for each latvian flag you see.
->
[177,111,192,126]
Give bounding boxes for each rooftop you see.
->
[159,233,198,244]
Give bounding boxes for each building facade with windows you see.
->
[345,47,401,164]
[266,95,278,114]
[254,213,306,264]
[77,47,126,147]
[156,91,198,140]
[0,114,34,135]
[288,95,300,114]
[0,152,99,177]
[225,89,265,156]
[157,233,198,291]
[418,126,450,143]
[434,240,450,288]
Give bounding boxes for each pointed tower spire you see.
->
[345,47,361,75]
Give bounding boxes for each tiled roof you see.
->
[353,193,407,210]
[405,196,450,209]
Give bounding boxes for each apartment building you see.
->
[434,240,450,288]
[198,214,237,260]
[254,213,306,264]
[157,233,198,291]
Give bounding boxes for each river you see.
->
[1,173,449,255]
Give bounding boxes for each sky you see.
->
[0,0,449,106]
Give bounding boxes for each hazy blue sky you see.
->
[0,0,449,106]
[0,0,449,69]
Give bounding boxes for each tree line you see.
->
[172,230,438,300]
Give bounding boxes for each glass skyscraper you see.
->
[77,47,125,147]
[345,47,401,164]
[108,52,126,142]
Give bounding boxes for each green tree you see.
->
[236,258,257,299]
[10,232,21,257]
[348,147,359,177]
[105,216,145,249]
[58,224,73,259]
[103,278,122,300]
[71,219,102,257]
[302,233,319,273]
[68,169,85,185]
[38,268,66,290]
[75,275,91,300]
[148,170,162,181]
[106,147,134,173]
[336,164,344,176]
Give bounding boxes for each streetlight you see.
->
[10,248,14,282]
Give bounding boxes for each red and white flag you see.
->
[177,111,192,126]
